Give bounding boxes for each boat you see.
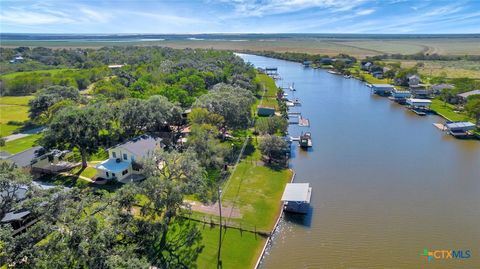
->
[343,75,351,79]
[289,82,296,91]
[299,132,312,148]
[328,70,340,75]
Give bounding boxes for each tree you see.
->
[139,149,206,268]
[186,124,228,169]
[0,161,32,219]
[187,108,224,128]
[28,85,81,120]
[258,135,289,166]
[255,116,287,135]
[145,95,183,134]
[465,99,480,126]
[194,83,255,129]
[117,98,150,138]
[42,104,111,168]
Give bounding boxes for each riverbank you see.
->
[241,53,480,269]
[195,73,293,268]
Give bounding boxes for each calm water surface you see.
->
[238,54,480,269]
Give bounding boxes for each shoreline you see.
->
[254,169,296,269]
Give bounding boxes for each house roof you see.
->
[1,210,31,223]
[445,121,476,130]
[409,74,420,79]
[281,183,312,203]
[6,146,44,168]
[96,158,131,173]
[116,135,162,158]
[457,89,480,98]
[372,84,394,88]
[431,84,454,90]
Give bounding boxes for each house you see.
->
[319,58,333,65]
[372,71,384,79]
[410,84,431,98]
[5,146,73,174]
[361,61,372,71]
[257,106,275,117]
[408,75,421,86]
[95,135,163,183]
[371,84,395,96]
[457,89,480,103]
[9,56,24,64]
[431,83,454,94]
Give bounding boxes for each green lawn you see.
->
[0,133,42,154]
[430,99,475,122]
[70,166,98,179]
[197,225,266,269]
[256,73,278,97]
[0,96,33,137]
[0,68,76,79]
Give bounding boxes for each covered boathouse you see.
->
[445,122,476,138]
[371,84,395,96]
[281,183,312,214]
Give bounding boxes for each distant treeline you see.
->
[239,50,356,63]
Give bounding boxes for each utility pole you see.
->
[217,186,223,269]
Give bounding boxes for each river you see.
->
[238,54,480,269]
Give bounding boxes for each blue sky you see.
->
[1,0,479,33]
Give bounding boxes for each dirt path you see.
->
[185,200,242,218]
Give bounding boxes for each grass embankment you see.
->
[0,96,33,137]
[0,68,75,79]
[255,73,280,109]
[430,99,475,122]
[196,74,292,268]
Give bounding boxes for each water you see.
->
[238,54,480,269]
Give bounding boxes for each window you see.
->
[112,173,116,178]
[123,153,128,160]
[122,169,129,175]
[131,156,135,161]
[106,171,109,177]
[112,152,116,158]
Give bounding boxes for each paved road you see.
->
[3,126,45,142]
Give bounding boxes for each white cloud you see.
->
[356,9,375,15]
[215,0,367,17]
[0,10,75,25]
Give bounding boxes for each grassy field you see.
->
[3,37,480,57]
[197,225,266,269]
[0,133,41,154]
[0,95,33,137]
[0,68,75,79]
[430,99,475,122]
[384,60,480,79]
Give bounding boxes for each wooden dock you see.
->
[433,123,447,131]
[298,117,310,127]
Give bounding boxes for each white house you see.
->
[95,135,162,183]
[408,75,421,86]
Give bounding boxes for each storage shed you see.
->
[281,183,312,214]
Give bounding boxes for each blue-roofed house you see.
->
[371,84,395,96]
[95,135,163,183]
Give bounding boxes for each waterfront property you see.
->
[95,135,162,183]
[406,98,432,115]
[457,89,480,103]
[390,89,411,104]
[281,183,312,214]
[445,121,476,138]
[371,84,395,96]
